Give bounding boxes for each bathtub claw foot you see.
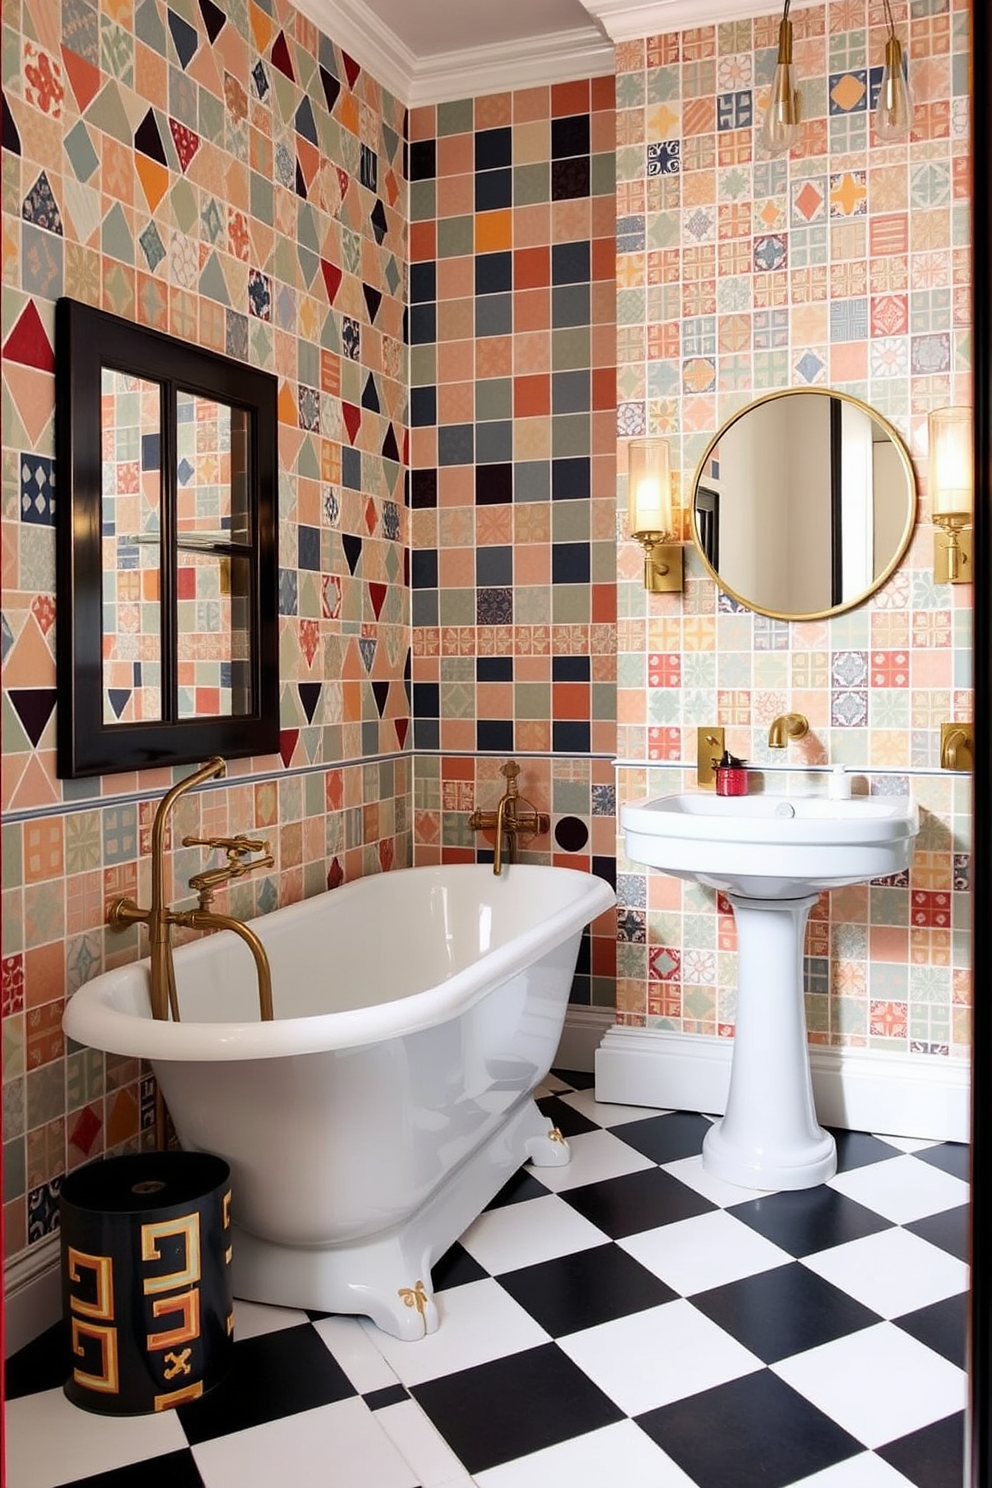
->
[525,1125,571,1167]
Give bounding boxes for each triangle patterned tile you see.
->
[134,0,168,54]
[167,8,199,70]
[4,617,55,689]
[84,80,132,143]
[135,154,169,213]
[11,754,60,811]
[22,175,64,238]
[63,118,100,181]
[188,41,223,97]
[3,302,55,373]
[5,366,55,448]
[198,250,230,305]
[62,177,102,244]
[198,0,226,44]
[101,200,134,263]
[169,117,200,172]
[0,748,30,815]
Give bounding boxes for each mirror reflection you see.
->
[691,389,917,621]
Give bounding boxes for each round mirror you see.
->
[690,388,917,621]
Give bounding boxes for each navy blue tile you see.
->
[560,1166,717,1240]
[499,1243,677,1334]
[552,655,590,681]
[551,455,590,499]
[475,250,512,295]
[411,549,437,589]
[552,541,590,584]
[475,167,512,212]
[411,1343,623,1474]
[413,681,439,716]
[637,1371,862,1488]
[893,1293,968,1369]
[60,1450,206,1488]
[177,1323,354,1445]
[408,301,436,344]
[477,719,513,751]
[690,1263,880,1364]
[475,127,511,170]
[728,1186,893,1257]
[410,384,436,426]
[551,240,590,283]
[914,1142,970,1182]
[552,721,590,752]
[477,656,512,681]
[877,1411,966,1488]
[409,260,436,302]
[906,1204,969,1262]
[615,1111,712,1165]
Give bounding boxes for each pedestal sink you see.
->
[621,792,920,1189]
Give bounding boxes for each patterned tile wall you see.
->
[613,2,973,1060]
[1,0,411,1267]
[406,81,620,1006]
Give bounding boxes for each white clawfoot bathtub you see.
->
[63,864,615,1340]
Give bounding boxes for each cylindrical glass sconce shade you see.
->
[928,407,974,521]
[628,438,672,537]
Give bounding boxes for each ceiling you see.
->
[293,0,791,105]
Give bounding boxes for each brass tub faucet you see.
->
[768,712,810,749]
[108,758,275,1025]
[469,759,550,875]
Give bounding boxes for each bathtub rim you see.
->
[62,863,616,1063]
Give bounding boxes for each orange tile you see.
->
[437,172,474,217]
[408,104,436,141]
[513,330,551,375]
[410,426,437,465]
[438,466,474,505]
[475,92,511,128]
[475,209,512,252]
[23,819,63,883]
[591,74,616,111]
[553,683,590,720]
[437,339,475,382]
[439,549,475,586]
[24,941,66,1009]
[437,132,473,176]
[409,221,436,261]
[514,245,550,289]
[440,722,476,752]
[438,297,474,341]
[514,203,552,248]
[437,255,474,299]
[514,288,550,332]
[438,381,474,422]
[592,366,616,410]
[477,682,513,718]
[592,583,617,623]
[552,79,589,116]
[516,654,550,681]
[476,336,512,377]
[516,721,551,751]
[514,373,550,417]
[591,236,616,283]
[513,86,550,122]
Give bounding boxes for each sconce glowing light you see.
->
[759,0,801,159]
[875,0,913,141]
[928,406,973,584]
[627,438,683,593]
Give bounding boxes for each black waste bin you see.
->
[60,1151,233,1414]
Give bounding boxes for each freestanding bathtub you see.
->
[63,863,615,1339]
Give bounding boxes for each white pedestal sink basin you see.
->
[621,791,920,1190]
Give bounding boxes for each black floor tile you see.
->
[5,1320,67,1399]
[485,1165,553,1208]
[363,1383,410,1410]
[689,1262,881,1363]
[536,1092,600,1137]
[411,1342,623,1474]
[496,1242,678,1335]
[176,1322,354,1445]
[550,1067,596,1090]
[560,1165,717,1240]
[432,1240,489,1291]
[913,1142,970,1182]
[61,1450,206,1488]
[877,1411,966,1487]
[893,1293,969,1369]
[728,1184,893,1256]
[611,1111,711,1165]
[906,1205,970,1262]
[637,1370,863,1488]
[829,1128,905,1173]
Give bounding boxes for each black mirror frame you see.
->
[55,299,279,778]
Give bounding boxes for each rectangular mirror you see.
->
[57,299,279,777]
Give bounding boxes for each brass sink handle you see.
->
[183,835,274,908]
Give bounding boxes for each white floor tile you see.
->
[786,1451,920,1485]
[620,1208,793,1295]
[870,1134,940,1154]
[828,1154,969,1225]
[362,1278,549,1387]
[528,1127,656,1192]
[557,1299,761,1417]
[231,1298,311,1341]
[193,1396,418,1488]
[662,1153,777,1208]
[773,1322,966,1451]
[458,1192,609,1274]
[473,1419,698,1488]
[801,1227,969,1318]
[559,1088,672,1126]
[4,1386,187,1488]
[313,1314,401,1393]
[376,1398,476,1488]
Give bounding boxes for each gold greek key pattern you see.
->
[154,1381,203,1411]
[148,1287,200,1350]
[163,1349,193,1380]
[141,1213,201,1294]
[71,1320,120,1394]
[67,1249,115,1322]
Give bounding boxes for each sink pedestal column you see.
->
[702,892,836,1190]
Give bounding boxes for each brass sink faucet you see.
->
[108,757,274,1024]
[768,712,810,749]
[469,759,550,875]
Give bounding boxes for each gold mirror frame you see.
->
[689,387,918,622]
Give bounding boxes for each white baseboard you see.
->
[555,1008,615,1074]
[4,1235,61,1358]
[595,1025,972,1143]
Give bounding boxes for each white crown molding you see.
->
[579,0,821,43]
[296,0,614,107]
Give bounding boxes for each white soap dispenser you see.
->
[828,764,852,800]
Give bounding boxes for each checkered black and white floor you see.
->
[5,1072,970,1488]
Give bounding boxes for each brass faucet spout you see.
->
[172,909,274,1020]
[469,760,549,875]
[768,712,810,749]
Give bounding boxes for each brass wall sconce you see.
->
[760,0,801,158]
[875,0,913,141]
[627,437,683,593]
[929,407,973,583]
